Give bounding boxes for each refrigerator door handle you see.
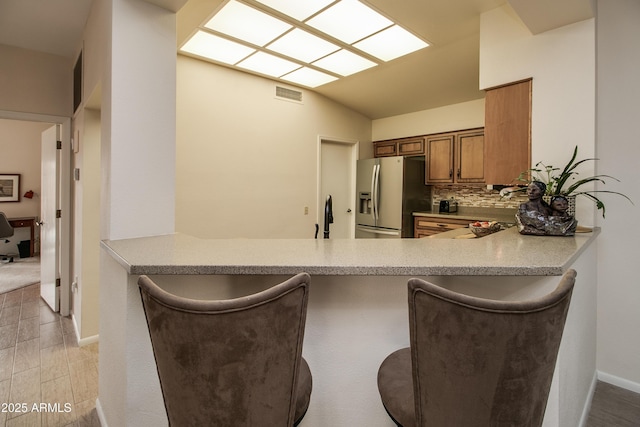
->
[356,225,400,236]
[370,164,377,222]
[373,164,380,221]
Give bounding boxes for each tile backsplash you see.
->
[431,184,527,209]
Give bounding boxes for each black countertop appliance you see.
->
[439,198,458,213]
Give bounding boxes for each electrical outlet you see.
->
[304,206,309,215]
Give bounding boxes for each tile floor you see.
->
[0,284,100,427]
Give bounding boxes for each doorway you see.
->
[0,110,71,315]
[318,137,359,239]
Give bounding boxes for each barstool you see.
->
[377,270,576,426]
[139,272,313,426]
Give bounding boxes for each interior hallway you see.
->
[0,284,99,426]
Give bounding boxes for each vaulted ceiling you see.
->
[0,0,594,119]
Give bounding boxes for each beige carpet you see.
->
[0,256,40,294]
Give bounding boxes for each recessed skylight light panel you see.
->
[180,31,256,65]
[267,28,340,63]
[281,67,338,88]
[204,0,292,46]
[237,51,301,77]
[353,25,429,61]
[185,0,431,89]
[254,0,335,21]
[306,0,393,45]
[313,49,376,76]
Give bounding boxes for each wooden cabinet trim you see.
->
[414,215,478,237]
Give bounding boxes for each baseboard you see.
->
[95,398,107,427]
[79,334,99,346]
[70,313,99,346]
[597,370,640,394]
[578,372,598,427]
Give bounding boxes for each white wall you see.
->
[100,0,176,241]
[595,0,640,391]
[372,98,485,141]
[0,44,72,117]
[175,55,372,239]
[97,0,179,424]
[72,107,101,340]
[480,5,597,225]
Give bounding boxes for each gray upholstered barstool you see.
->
[377,270,576,427]
[138,273,312,427]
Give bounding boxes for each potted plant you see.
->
[506,146,632,218]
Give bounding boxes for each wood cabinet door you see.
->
[374,141,397,157]
[397,137,424,156]
[457,131,484,183]
[484,79,532,184]
[426,134,454,184]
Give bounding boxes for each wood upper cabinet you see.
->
[425,129,484,184]
[425,133,454,183]
[456,130,484,183]
[373,141,397,157]
[397,137,424,156]
[373,137,424,157]
[484,79,532,184]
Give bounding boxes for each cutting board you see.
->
[454,233,477,239]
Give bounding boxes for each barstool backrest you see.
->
[408,270,576,426]
[139,273,311,426]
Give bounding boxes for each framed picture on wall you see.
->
[0,174,20,202]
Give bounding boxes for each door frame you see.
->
[1,109,71,315]
[317,135,359,238]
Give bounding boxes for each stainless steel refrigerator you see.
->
[356,156,430,238]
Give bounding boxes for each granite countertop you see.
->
[101,227,599,277]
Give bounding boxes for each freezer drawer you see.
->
[355,225,401,238]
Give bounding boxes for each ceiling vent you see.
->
[276,86,303,103]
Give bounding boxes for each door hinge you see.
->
[55,278,61,288]
[57,140,62,149]
[56,209,62,218]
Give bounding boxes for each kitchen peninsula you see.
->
[98,228,599,427]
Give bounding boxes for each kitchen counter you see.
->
[101,226,599,277]
[98,228,600,427]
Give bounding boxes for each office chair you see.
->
[0,212,15,262]
[139,272,313,427]
[377,270,576,427]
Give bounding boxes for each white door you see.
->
[319,139,357,239]
[40,125,59,311]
